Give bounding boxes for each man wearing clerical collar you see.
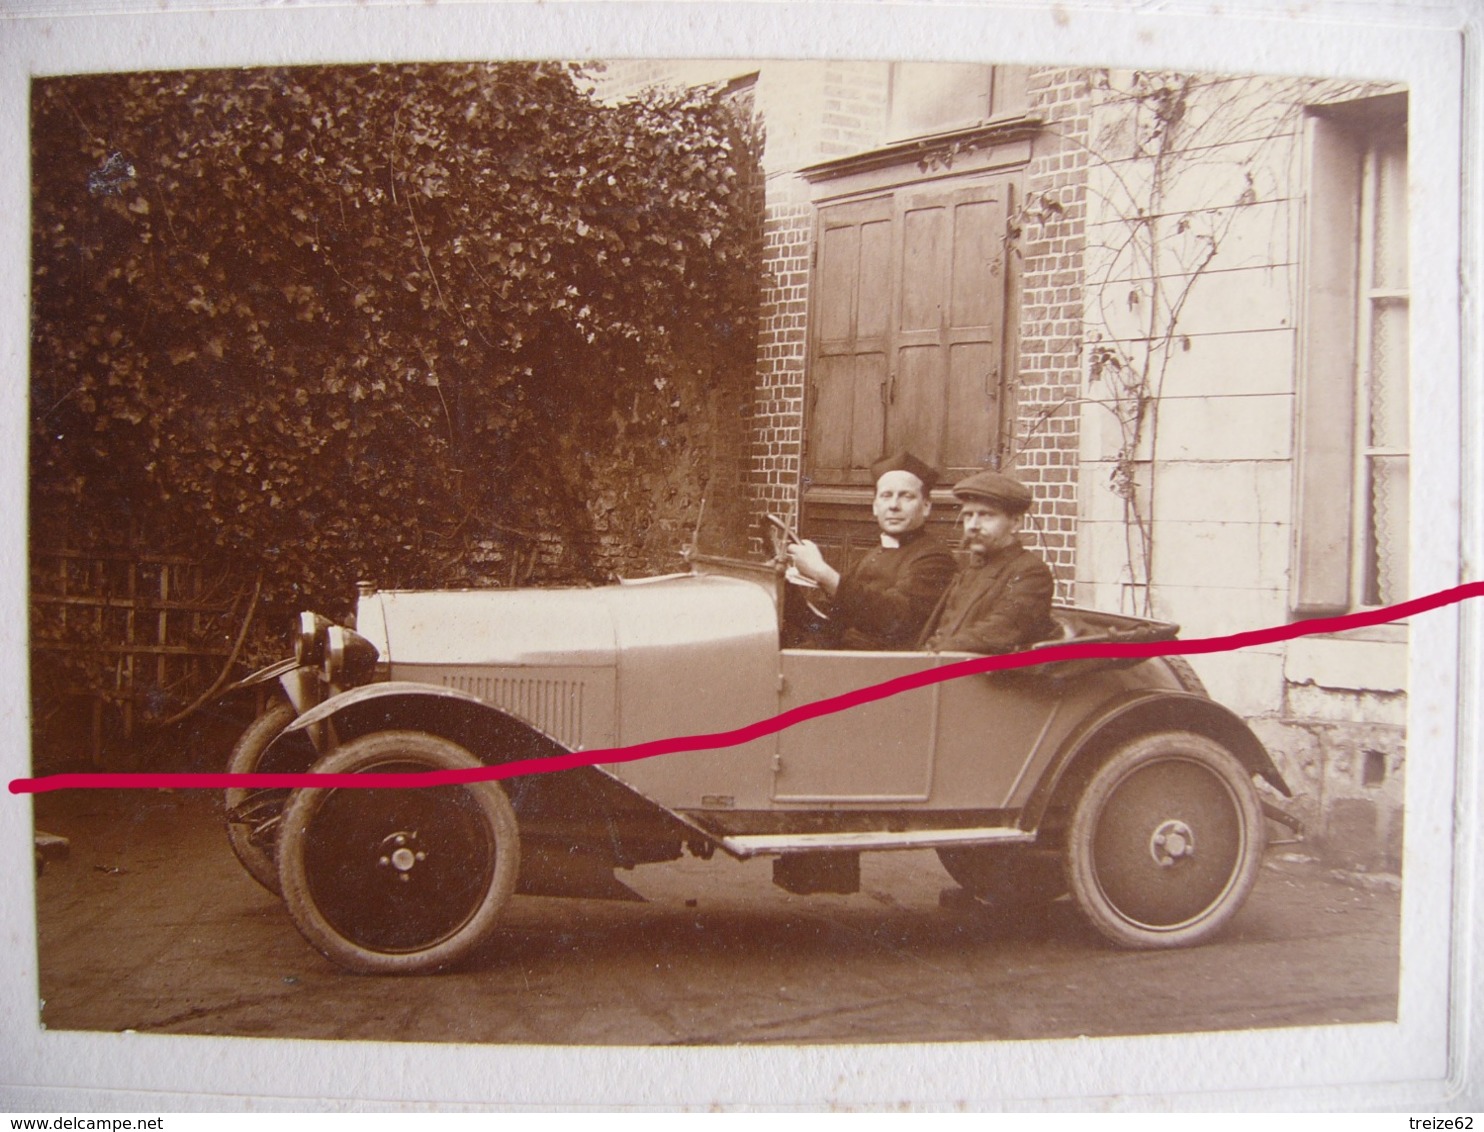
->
[786,452,957,650]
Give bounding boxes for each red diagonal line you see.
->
[10,581,1480,795]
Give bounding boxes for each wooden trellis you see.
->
[30,548,251,761]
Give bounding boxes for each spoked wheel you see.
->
[224,698,298,895]
[276,731,520,975]
[1067,731,1265,949]
[936,845,1066,907]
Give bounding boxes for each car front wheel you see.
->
[1066,731,1265,949]
[224,698,298,895]
[276,731,520,975]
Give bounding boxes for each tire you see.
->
[276,731,520,975]
[937,845,1067,907]
[1066,731,1265,949]
[1162,656,1209,697]
[224,699,297,895]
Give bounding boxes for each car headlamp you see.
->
[295,612,333,669]
[324,624,379,688]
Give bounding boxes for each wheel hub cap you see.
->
[378,831,427,882]
[1150,819,1195,867]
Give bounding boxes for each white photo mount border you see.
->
[0,0,1478,1111]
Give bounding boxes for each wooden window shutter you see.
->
[1292,115,1362,615]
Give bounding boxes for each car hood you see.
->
[353,573,778,671]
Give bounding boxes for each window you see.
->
[887,63,1028,141]
[1292,93,1409,614]
[1353,128,1409,606]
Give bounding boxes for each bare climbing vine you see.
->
[1005,69,1396,615]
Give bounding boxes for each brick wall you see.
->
[1011,69,1090,601]
[753,188,812,520]
[748,63,889,523]
[818,62,890,158]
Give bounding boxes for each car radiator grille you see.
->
[442,674,588,750]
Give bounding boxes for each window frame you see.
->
[885,63,1029,143]
[1291,91,1409,618]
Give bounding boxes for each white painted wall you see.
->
[1076,72,1410,866]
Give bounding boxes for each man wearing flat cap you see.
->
[919,469,1057,654]
[787,452,957,650]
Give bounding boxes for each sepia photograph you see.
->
[2,0,1477,1112]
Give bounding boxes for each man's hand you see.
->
[788,539,841,596]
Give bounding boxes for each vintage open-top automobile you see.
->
[224,531,1292,974]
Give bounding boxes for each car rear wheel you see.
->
[936,845,1066,907]
[277,731,520,975]
[1066,731,1265,949]
[224,698,297,895]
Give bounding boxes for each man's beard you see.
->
[962,531,1012,564]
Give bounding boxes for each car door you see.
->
[771,648,1081,809]
[926,659,1079,809]
[771,649,943,803]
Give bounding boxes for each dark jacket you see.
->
[919,539,1056,654]
[831,529,957,650]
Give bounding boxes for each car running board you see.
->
[713,826,1036,860]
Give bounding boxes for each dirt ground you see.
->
[27,786,1400,1046]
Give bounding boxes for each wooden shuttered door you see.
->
[810,195,892,480]
[807,176,1014,493]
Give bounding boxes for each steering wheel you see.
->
[767,514,833,623]
[765,512,800,546]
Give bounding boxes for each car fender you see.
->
[225,657,321,716]
[272,680,693,875]
[225,656,299,693]
[1020,689,1291,833]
